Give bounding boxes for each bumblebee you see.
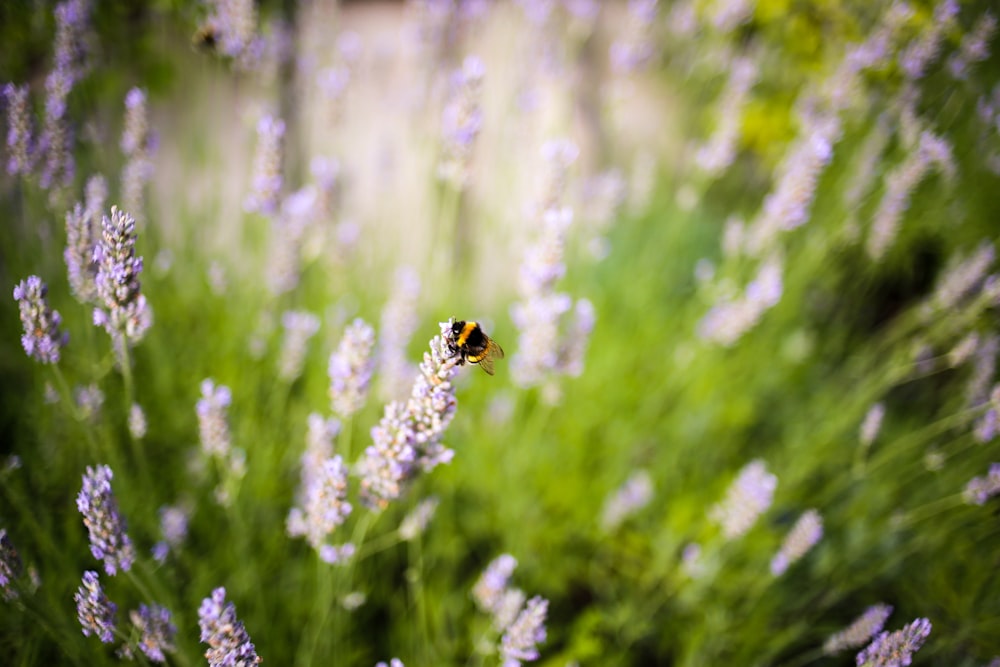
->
[449,320,504,375]
[192,21,220,53]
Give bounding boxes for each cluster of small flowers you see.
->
[76,464,135,576]
[286,455,354,562]
[13,275,68,365]
[963,463,1000,505]
[198,587,262,666]
[823,604,894,655]
[152,504,189,563]
[867,130,955,260]
[511,141,595,397]
[375,659,404,667]
[695,57,758,176]
[377,267,422,402]
[93,206,153,349]
[197,379,233,458]
[898,0,958,80]
[3,83,33,176]
[329,318,377,418]
[278,310,321,382]
[125,604,177,663]
[472,554,548,666]
[860,402,886,447]
[966,336,999,410]
[709,459,777,540]
[947,11,997,79]
[120,88,154,222]
[75,383,104,421]
[930,241,996,311]
[856,617,932,667]
[697,254,783,346]
[600,469,654,531]
[0,529,22,600]
[770,509,823,575]
[299,413,340,490]
[199,0,263,69]
[609,0,659,74]
[709,0,754,33]
[64,174,107,303]
[75,571,117,643]
[128,403,147,440]
[438,55,485,187]
[244,114,285,216]
[399,497,440,541]
[359,321,461,510]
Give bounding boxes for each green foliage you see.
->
[2,1,1000,666]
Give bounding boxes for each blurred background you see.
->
[2,0,1000,665]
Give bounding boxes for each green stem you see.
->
[296,555,335,667]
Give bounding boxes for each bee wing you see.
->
[491,339,505,359]
[477,351,496,375]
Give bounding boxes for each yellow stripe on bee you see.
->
[456,321,479,347]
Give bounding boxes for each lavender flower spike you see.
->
[359,321,462,510]
[120,87,153,221]
[14,275,68,364]
[963,463,1000,505]
[130,603,177,663]
[244,114,285,216]
[824,604,893,655]
[65,202,99,303]
[4,83,34,176]
[93,206,153,346]
[198,587,262,666]
[287,455,353,551]
[75,570,117,643]
[197,379,232,458]
[770,509,823,575]
[328,318,377,418]
[709,459,777,540]
[0,529,23,600]
[856,617,931,666]
[501,596,548,667]
[77,464,135,575]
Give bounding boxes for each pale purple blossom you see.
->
[287,455,353,552]
[0,529,22,600]
[93,206,153,347]
[399,497,440,541]
[860,403,886,446]
[129,603,177,663]
[500,596,548,667]
[710,459,777,539]
[439,55,485,186]
[974,409,998,443]
[931,241,995,310]
[473,554,518,618]
[319,543,356,565]
[375,659,404,667]
[329,318,376,418]
[244,115,285,215]
[359,322,461,509]
[128,403,147,439]
[278,310,321,382]
[698,255,784,346]
[695,57,757,175]
[77,464,135,576]
[947,13,997,79]
[600,470,653,531]
[4,83,34,176]
[899,0,958,79]
[75,570,117,643]
[378,267,422,402]
[65,196,100,303]
[856,617,931,667]
[152,504,189,562]
[13,275,68,364]
[198,587,261,666]
[770,509,823,575]
[610,0,659,73]
[823,604,894,654]
[197,379,232,458]
[963,463,1000,505]
[120,88,153,221]
[75,383,104,421]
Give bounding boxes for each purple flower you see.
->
[500,596,548,667]
[75,570,117,643]
[130,603,177,663]
[244,115,285,215]
[963,463,1000,505]
[438,55,485,186]
[824,604,894,655]
[600,470,654,531]
[359,322,461,510]
[770,509,823,575]
[710,459,777,540]
[286,455,353,551]
[375,659,404,667]
[93,206,153,346]
[473,554,519,617]
[65,196,101,303]
[278,310,320,382]
[856,617,931,666]
[120,87,153,221]
[13,275,68,364]
[399,497,439,541]
[151,504,189,562]
[197,379,232,458]
[328,318,376,417]
[0,529,22,600]
[4,83,34,176]
[77,465,135,576]
[860,403,886,447]
[198,587,261,666]
[378,267,422,402]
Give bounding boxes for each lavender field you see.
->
[2,1,1000,665]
